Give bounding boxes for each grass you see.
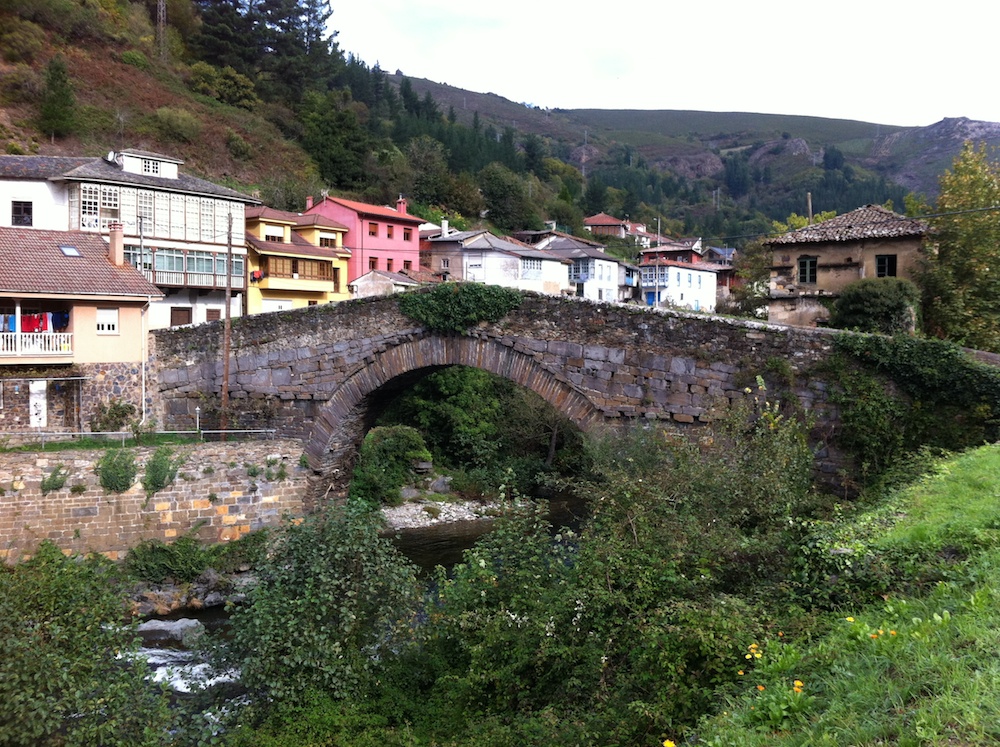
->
[691,443,1000,746]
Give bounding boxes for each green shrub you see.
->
[398,282,523,333]
[142,446,183,497]
[828,277,920,334]
[40,465,68,496]
[119,49,150,70]
[0,18,46,63]
[96,449,137,493]
[70,483,87,494]
[5,142,27,155]
[348,425,432,506]
[226,128,253,160]
[0,64,41,105]
[155,106,201,142]
[124,534,209,583]
[91,398,137,433]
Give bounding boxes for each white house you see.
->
[421,230,570,296]
[0,149,260,329]
[640,260,718,312]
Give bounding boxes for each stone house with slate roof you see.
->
[0,223,162,433]
[0,149,260,329]
[765,204,929,327]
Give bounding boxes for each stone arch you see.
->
[303,334,606,500]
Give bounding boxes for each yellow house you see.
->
[244,206,351,314]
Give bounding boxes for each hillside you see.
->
[395,74,1000,201]
[5,0,1000,239]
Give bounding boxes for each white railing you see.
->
[0,332,73,356]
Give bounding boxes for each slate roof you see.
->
[765,204,929,245]
[350,270,421,286]
[0,154,259,203]
[429,230,570,263]
[0,227,162,298]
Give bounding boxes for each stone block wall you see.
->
[0,439,307,562]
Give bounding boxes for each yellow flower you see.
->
[737,670,744,675]
[890,630,897,636]
[757,684,766,691]
[845,616,855,622]
[793,680,804,687]
[664,740,676,747]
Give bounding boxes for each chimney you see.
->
[108,222,124,266]
[305,195,314,210]
[440,218,449,237]
[396,195,407,214]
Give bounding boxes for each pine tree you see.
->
[39,55,75,140]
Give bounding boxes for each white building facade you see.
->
[640,261,718,312]
[0,150,259,328]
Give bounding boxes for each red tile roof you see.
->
[246,205,348,231]
[314,196,424,224]
[584,212,626,226]
[0,227,162,298]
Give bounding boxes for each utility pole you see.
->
[157,0,167,60]
[220,212,232,440]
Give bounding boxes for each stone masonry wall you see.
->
[0,438,307,562]
[152,294,847,496]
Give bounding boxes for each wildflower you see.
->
[737,670,744,676]
[890,630,897,636]
[870,633,879,639]
[793,679,804,694]
[778,631,784,637]
[664,741,676,747]
[757,684,766,691]
[845,616,855,622]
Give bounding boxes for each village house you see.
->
[348,269,422,298]
[244,206,351,313]
[421,229,570,296]
[0,149,260,329]
[514,229,639,303]
[639,259,718,312]
[0,223,162,433]
[304,194,423,282]
[765,204,929,327]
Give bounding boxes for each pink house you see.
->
[304,195,424,282]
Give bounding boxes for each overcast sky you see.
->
[331,0,997,128]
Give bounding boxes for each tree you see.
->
[720,239,771,318]
[922,142,1000,352]
[0,543,172,746]
[828,277,920,335]
[478,161,541,232]
[222,504,419,709]
[38,55,75,139]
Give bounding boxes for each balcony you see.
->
[141,269,246,291]
[0,332,73,357]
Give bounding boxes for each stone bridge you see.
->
[151,293,845,504]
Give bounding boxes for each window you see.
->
[522,258,542,277]
[81,185,100,229]
[368,222,378,237]
[386,259,393,272]
[96,308,119,335]
[137,191,154,232]
[369,257,377,270]
[99,187,119,229]
[58,245,81,257]
[403,227,412,241]
[308,300,318,306]
[876,254,898,277]
[170,307,192,327]
[387,225,394,239]
[265,232,283,242]
[687,273,692,287]
[11,201,31,226]
[186,251,215,274]
[319,236,337,248]
[441,258,450,269]
[155,248,184,272]
[403,260,412,271]
[125,244,152,272]
[206,309,221,322]
[333,267,341,292]
[142,159,160,176]
[797,256,818,284]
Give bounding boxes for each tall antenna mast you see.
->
[157,0,167,60]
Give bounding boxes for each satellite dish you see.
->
[106,151,115,162]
